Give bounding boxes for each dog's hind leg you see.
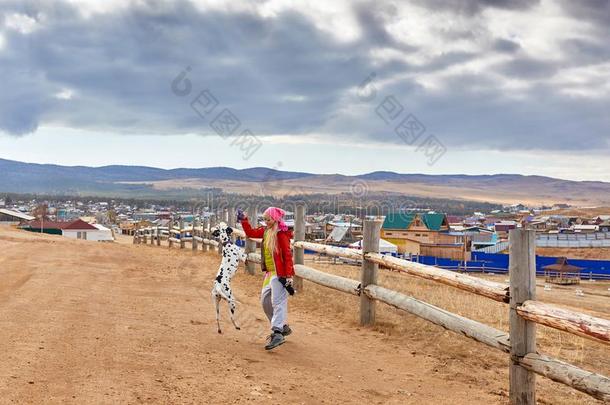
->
[227,292,240,330]
[212,289,222,333]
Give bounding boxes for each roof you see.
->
[328,221,361,228]
[382,212,447,231]
[327,226,349,242]
[543,257,583,272]
[382,213,415,229]
[573,224,598,230]
[349,238,397,252]
[25,220,71,230]
[496,221,517,226]
[0,208,35,221]
[63,219,98,230]
[446,215,463,224]
[423,213,446,230]
[26,219,98,231]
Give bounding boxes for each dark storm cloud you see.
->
[0,0,389,136]
[492,38,521,53]
[0,0,609,153]
[496,56,558,79]
[557,1,610,28]
[411,0,540,16]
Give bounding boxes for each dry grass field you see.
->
[118,178,610,206]
[537,247,610,260]
[1,226,608,404]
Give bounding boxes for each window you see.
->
[415,233,421,237]
[385,232,393,236]
[77,231,82,239]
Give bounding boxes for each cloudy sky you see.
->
[1,0,609,181]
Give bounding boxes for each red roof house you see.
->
[62,219,98,230]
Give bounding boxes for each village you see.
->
[2,195,609,284]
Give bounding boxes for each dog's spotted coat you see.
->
[211,222,247,333]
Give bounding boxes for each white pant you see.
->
[260,275,288,332]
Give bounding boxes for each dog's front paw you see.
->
[217,329,222,334]
[235,326,241,330]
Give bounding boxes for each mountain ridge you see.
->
[1,158,608,205]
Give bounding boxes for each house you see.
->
[381,212,469,260]
[505,203,527,213]
[119,221,137,235]
[461,226,497,249]
[0,208,35,224]
[22,220,67,235]
[62,219,114,241]
[325,220,362,243]
[22,219,114,241]
[527,220,547,231]
[446,215,463,225]
[572,224,598,233]
[494,221,517,238]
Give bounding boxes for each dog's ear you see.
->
[212,229,220,237]
[226,227,233,235]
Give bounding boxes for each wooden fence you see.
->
[132,206,610,404]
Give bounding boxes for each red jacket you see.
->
[240,217,295,278]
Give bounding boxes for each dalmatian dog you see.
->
[211,222,247,334]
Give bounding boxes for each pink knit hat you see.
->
[263,206,288,231]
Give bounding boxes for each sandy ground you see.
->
[1,226,608,404]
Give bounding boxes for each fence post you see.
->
[203,217,210,252]
[361,218,382,326]
[192,218,198,251]
[293,204,306,291]
[509,229,537,405]
[179,219,185,249]
[156,225,160,246]
[227,206,236,243]
[168,218,173,248]
[216,213,223,255]
[245,205,257,275]
[227,206,235,227]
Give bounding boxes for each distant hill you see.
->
[1,157,609,205]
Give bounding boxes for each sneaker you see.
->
[282,324,292,337]
[264,331,285,350]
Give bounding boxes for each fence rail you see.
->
[131,208,610,403]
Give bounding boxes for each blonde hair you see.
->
[264,222,279,256]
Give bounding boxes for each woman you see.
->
[238,206,294,350]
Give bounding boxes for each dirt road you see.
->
[0,226,604,404]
